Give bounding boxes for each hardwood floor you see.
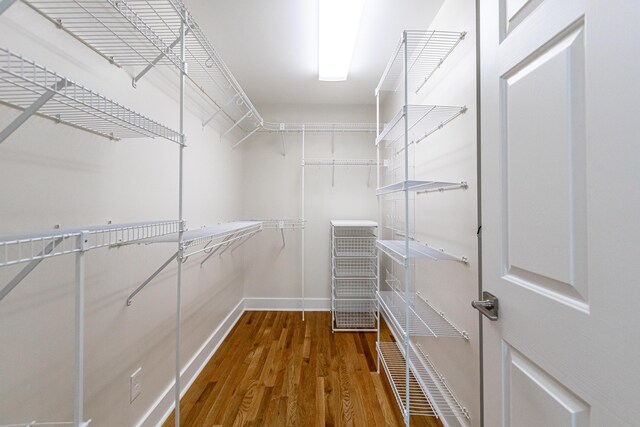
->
[163,311,442,427]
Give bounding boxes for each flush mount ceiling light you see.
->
[318,0,365,81]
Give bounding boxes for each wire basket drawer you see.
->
[333,278,377,299]
[333,227,377,238]
[333,258,377,278]
[334,236,377,257]
[334,299,377,329]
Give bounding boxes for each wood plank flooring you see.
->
[163,311,443,427]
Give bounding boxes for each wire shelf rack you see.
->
[334,299,377,329]
[333,257,378,278]
[334,236,377,257]
[138,221,262,257]
[333,278,377,300]
[21,0,260,131]
[253,219,306,230]
[376,105,465,146]
[376,30,466,95]
[378,291,466,339]
[0,220,180,268]
[303,158,379,167]
[262,121,378,133]
[377,240,467,264]
[377,180,467,196]
[377,341,468,418]
[0,48,182,143]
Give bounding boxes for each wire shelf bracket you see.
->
[125,222,262,305]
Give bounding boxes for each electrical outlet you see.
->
[130,367,142,403]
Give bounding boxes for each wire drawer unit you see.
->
[331,220,378,332]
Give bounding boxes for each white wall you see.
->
[379,0,481,425]
[240,104,377,307]
[0,3,246,426]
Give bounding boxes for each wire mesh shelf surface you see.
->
[376,105,465,146]
[303,158,379,167]
[333,278,377,300]
[262,121,378,133]
[252,219,306,230]
[0,220,180,268]
[376,180,466,196]
[333,257,378,278]
[377,341,467,418]
[376,30,466,95]
[0,48,182,143]
[377,240,465,264]
[377,291,466,339]
[138,221,262,257]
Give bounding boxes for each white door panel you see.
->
[481,0,640,426]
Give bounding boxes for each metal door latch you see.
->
[472,291,499,321]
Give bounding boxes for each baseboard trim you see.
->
[137,298,245,427]
[244,297,331,311]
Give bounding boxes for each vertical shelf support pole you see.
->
[301,126,305,321]
[174,12,187,427]
[74,231,88,427]
[376,91,381,374]
[402,30,411,427]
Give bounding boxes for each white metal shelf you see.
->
[378,291,466,339]
[377,240,466,263]
[377,341,467,418]
[258,219,306,230]
[0,48,182,144]
[376,30,466,95]
[377,180,467,195]
[139,221,262,257]
[19,0,260,134]
[0,220,180,269]
[303,158,379,166]
[331,220,378,229]
[262,121,378,133]
[376,105,465,146]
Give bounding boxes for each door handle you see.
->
[472,291,499,321]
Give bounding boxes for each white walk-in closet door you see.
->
[480,0,640,426]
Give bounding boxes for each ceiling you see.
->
[185,0,444,106]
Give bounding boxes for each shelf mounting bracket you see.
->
[202,93,240,128]
[0,237,64,302]
[220,110,251,142]
[126,251,179,306]
[0,78,67,144]
[199,233,236,266]
[132,29,190,87]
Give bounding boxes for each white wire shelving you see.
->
[0,220,180,273]
[378,290,467,339]
[0,48,182,144]
[377,180,467,195]
[302,158,379,166]
[126,221,262,306]
[377,341,468,419]
[377,240,467,264]
[376,30,466,96]
[375,105,466,146]
[375,29,468,426]
[331,221,378,332]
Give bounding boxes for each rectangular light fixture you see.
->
[318,0,365,81]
